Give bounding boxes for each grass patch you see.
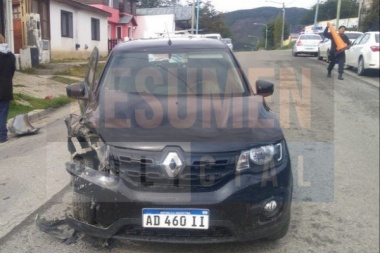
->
[14,84,26,87]
[279,41,296,50]
[8,93,72,120]
[50,76,80,84]
[54,63,105,79]
[19,68,36,74]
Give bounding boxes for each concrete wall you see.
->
[134,14,175,39]
[50,1,108,59]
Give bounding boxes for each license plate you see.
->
[142,209,209,229]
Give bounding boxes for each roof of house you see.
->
[52,0,111,17]
[118,14,138,26]
[136,6,192,21]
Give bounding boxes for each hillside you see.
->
[223,7,309,50]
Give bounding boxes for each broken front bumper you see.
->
[65,159,292,243]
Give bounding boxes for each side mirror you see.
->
[66,82,88,99]
[256,80,274,97]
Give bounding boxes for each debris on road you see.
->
[8,114,40,136]
[35,216,78,245]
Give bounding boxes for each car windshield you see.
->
[100,50,247,96]
[300,35,321,40]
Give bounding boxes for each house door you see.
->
[13,4,22,54]
[13,19,22,53]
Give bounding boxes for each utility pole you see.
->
[191,0,195,34]
[313,0,320,32]
[336,0,342,28]
[196,0,200,34]
[281,1,285,47]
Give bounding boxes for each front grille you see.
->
[121,225,233,238]
[110,146,239,189]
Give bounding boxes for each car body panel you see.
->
[221,38,233,51]
[346,32,380,72]
[318,31,363,61]
[65,38,293,243]
[292,34,322,56]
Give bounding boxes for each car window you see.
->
[346,33,363,40]
[323,38,330,43]
[359,34,370,44]
[101,50,247,96]
[375,33,379,43]
[222,38,231,44]
[352,34,364,45]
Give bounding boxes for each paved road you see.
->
[0,51,378,252]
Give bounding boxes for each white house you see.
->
[134,6,192,39]
[49,0,110,59]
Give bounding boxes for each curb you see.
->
[27,107,57,122]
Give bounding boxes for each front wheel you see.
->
[357,57,366,76]
[317,50,323,60]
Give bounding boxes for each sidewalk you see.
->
[5,63,83,143]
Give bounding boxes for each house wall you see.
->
[134,14,174,39]
[49,1,108,59]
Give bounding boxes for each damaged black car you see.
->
[65,38,293,243]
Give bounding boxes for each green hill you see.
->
[223,7,309,51]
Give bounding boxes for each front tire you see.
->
[317,50,323,60]
[357,57,366,76]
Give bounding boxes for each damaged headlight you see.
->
[236,142,283,172]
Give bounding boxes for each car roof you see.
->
[114,38,227,52]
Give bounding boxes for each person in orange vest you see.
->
[323,25,351,80]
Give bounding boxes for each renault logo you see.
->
[162,152,185,178]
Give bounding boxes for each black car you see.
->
[65,38,293,243]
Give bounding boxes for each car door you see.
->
[346,34,365,67]
[79,47,99,117]
[319,38,330,58]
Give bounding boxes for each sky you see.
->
[185,0,319,13]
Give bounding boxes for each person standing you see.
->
[323,25,351,80]
[0,34,16,143]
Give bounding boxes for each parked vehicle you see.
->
[221,38,233,50]
[345,31,380,75]
[292,34,322,57]
[65,38,293,243]
[317,31,363,61]
[201,33,222,40]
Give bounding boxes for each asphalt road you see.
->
[0,50,378,252]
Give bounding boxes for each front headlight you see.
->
[236,143,283,171]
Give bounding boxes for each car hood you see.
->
[85,92,283,152]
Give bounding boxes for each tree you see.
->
[197,1,232,38]
[300,0,359,25]
[360,0,379,32]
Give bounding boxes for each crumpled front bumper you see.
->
[65,159,292,243]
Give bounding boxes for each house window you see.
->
[61,10,73,38]
[12,5,21,19]
[116,26,122,40]
[91,18,100,41]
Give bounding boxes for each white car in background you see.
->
[292,34,322,57]
[345,31,380,76]
[221,38,233,51]
[317,31,363,61]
